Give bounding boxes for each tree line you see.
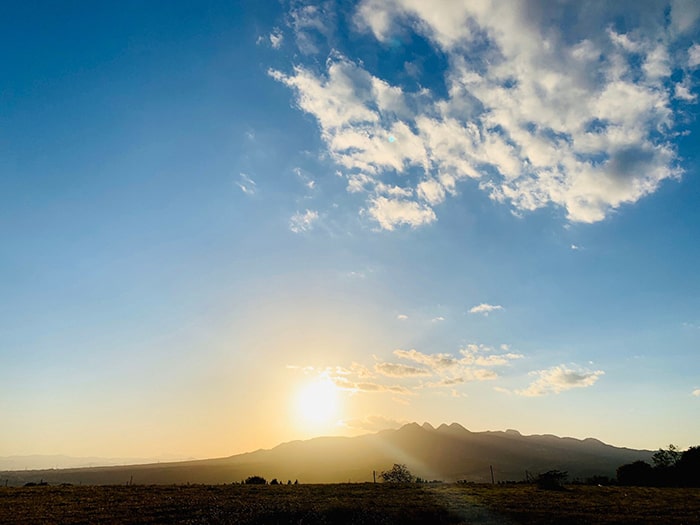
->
[617,445,700,487]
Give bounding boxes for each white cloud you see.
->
[396,314,408,320]
[269,28,284,49]
[237,173,257,195]
[431,316,445,322]
[689,44,700,68]
[671,0,700,36]
[417,178,446,205]
[289,209,319,233]
[570,244,581,250]
[469,303,504,315]
[675,81,697,102]
[294,167,316,190]
[272,1,692,229]
[693,389,700,397]
[287,1,335,54]
[366,197,436,230]
[516,365,604,397]
[307,342,520,402]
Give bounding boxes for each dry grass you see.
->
[1,483,699,524]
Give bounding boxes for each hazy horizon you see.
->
[2,1,699,461]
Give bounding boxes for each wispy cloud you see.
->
[469,303,503,315]
[690,44,700,68]
[289,209,319,233]
[237,173,257,195]
[693,389,700,397]
[272,2,694,229]
[515,365,604,397]
[294,167,316,190]
[374,362,431,378]
[341,415,408,432]
[286,1,335,55]
[331,376,412,395]
[396,314,408,320]
[269,27,284,49]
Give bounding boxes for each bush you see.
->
[536,470,568,490]
[244,475,267,485]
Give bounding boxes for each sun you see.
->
[295,376,339,428]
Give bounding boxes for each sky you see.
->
[2,0,700,463]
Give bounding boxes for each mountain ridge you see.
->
[1,423,653,486]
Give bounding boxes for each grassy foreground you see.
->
[1,483,699,524]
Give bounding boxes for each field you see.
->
[1,483,699,524]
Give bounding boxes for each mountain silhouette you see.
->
[1,423,653,485]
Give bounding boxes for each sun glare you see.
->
[295,376,339,428]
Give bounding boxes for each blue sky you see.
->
[2,0,700,461]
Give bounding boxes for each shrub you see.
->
[244,475,267,485]
[536,470,568,490]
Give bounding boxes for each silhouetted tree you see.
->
[380,463,414,483]
[652,444,681,468]
[244,475,267,485]
[536,470,568,490]
[677,446,700,487]
[270,478,278,485]
[617,461,654,486]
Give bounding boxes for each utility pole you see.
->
[373,470,376,484]
[490,465,495,485]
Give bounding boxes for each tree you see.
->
[652,444,681,468]
[380,463,414,483]
[536,470,568,490]
[677,446,700,487]
[617,461,654,486]
[244,475,267,485]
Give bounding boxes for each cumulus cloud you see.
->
[304,342,522,402]
[469,303,504,315]
[516,365,604,397]
[366,196,436,230]
[289,209,319,233]
[272,1,695,229]
[342,415,408,432]
[693,389,700,397]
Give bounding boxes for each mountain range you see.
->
[1,423,653,486]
